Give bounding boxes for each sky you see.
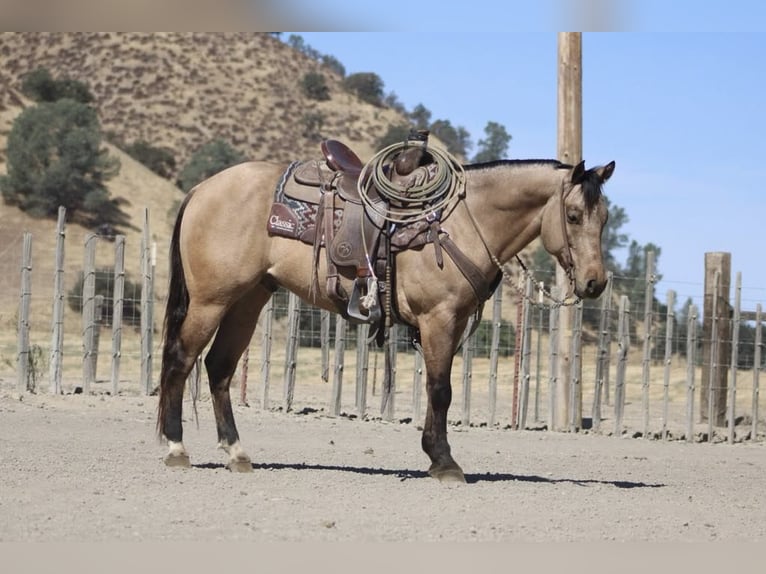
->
[287,21,766,314]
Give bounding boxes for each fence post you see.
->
[707,271,721,442]
[727,272,741,443]
[17,232,32,394]
[140,211,155,395]
[661,289,676,439]
[641,250,656,438]
[548,297,560,431]
[592,271,613,431]
[330,315,347,416]
[686,305,698,442]
[49,206,66,394]
[488,287,502,426]
[91,294,104,381]
[320,309,331,382]
[519,277,534,430]
[260,297,274,410]
[569,301,583,432]
[356,323,370,417]
[752,304,762,441]
[283,292,300,411]
[110,235,125,395]
[702,252,731,425]
[461,317,475,426]
[381,324,398,421]
[534,285,544,422]
[82,233,97,394]
[614,295,630,436]
[412,347,423,423]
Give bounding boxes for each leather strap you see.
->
[439,233,496,304]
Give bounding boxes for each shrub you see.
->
[301,72,330,101]
[67,267,143,327]
[177,139,245,192]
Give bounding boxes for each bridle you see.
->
[464,174,581,308]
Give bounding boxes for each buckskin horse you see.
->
[157,139,614,482]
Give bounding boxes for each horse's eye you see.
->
[567,211,581,224]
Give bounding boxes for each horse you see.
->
[157,147,615,483]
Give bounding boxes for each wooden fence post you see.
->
[614,295,630,436]
[519,277,534,430]
[686,305,698,442]
[82,233,97,394]
[356,323,370,417]
[727,272,742,443]
[701,252,731,426]
[140,209,155,395]
[17,232,32,393]
[412,347,423,423]
[592,271,613,430]
[320,309,330,382]
[260,297,274,410]
[49,207,66,394]
[569,301,583,432]
[381,324,398,421]
[110,235,125,395]
[488,287,503,426]
[548,297,560,431]
[661,289,676,439]
[707,270,721,441]
[461,317,475,426]
[641,250,656,438]
[283,292,300,411]
[751,305,762,441]
[330,315,347,416]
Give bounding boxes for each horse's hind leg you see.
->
[160,302,226,467]
[204,286,272,472]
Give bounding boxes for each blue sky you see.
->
[289,27,766,313]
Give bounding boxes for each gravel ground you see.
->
[1,384,765,543]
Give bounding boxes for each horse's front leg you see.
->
[419,320,468,483]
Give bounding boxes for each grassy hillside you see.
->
[0,32,418,322]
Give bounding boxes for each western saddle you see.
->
[267,133,496,338]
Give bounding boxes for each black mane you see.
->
[464,158,603,211]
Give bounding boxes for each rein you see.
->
[462,176,582,309]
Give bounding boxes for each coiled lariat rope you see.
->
[357,141,466,223]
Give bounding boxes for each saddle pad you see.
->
[267,161,342,244]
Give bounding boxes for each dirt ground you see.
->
[1,377,765,544]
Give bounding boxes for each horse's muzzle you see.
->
[579,276,607,299]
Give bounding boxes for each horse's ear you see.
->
[571,161,586,184]
[595,161,616,183]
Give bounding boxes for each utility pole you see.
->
[555,32,582,430]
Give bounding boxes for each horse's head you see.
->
[541,160,615,299]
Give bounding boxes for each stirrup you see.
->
[347,276,381,324]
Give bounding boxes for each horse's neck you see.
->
[463,163,563,263]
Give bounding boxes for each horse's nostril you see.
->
[587,279,596,293]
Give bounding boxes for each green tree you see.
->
[124,140,176,179]
[343,72,384,106]
[472,121,511,163]
[601,196,629,273]
[21,67,93,104]
[376,124,412,149]
[0,99,123,227]
[301,71,330,101]
[321,54,345,77]
[429,119,471,158]
[409,103,432,130]
[177,139,245,192]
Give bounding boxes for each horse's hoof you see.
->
[428,463,467,483]
[226,458,253,473]
[164,452,191,468]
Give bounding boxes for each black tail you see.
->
[157,192,194,436]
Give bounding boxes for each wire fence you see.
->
[2,219,765,444]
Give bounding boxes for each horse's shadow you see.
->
[192,461,664,489]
